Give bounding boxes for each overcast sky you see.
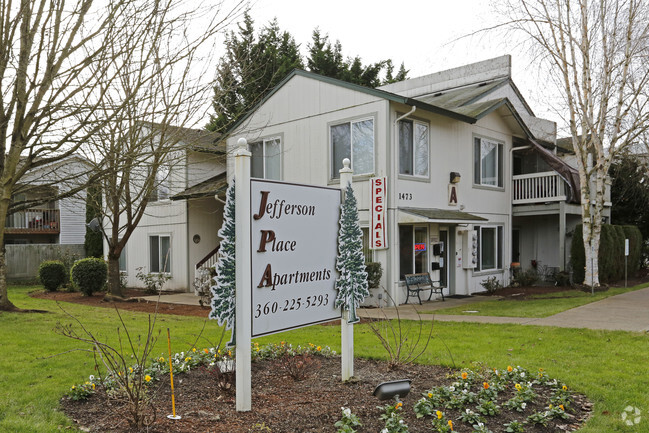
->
[236,0,562,128]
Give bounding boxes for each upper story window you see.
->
[331,118,374,179]
[251,137,281,180]
[474,136,504,187]
[150,164,170,202]
[399,119,429,177]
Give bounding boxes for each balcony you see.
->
[5,208,60,234]
[512,171,568,205]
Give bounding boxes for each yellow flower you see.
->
[539,368,544,372]
[316,346,322,351]
[483,382,490,390]
[144,375,152,383]
[448,419,454,430]
[395,402,402,409]
[515,383,522,391]
[71,385,76,390]
[507,365,513,372]
[549,404,553,409]
[461,372,468,379]
[185,357,191,362]
[559,404,565,411]
[159,357,165,362]
[192,348,197,353]
[227,350,232,357]
[428,392,433,398]
[562,385,568,391]
[436,410,443,419]
[129,367,133,373]
[118,371,122,376]
[91,383,95,390]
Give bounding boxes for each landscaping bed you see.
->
[61,355,591,433]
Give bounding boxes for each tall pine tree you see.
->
[208,14,408,133]
[210,179,236,345]
[335,182,369,323]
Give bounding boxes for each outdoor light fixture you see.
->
[450,172,461,183]
[86,217,101,232]
[373,379,412,401]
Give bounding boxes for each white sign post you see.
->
[234,139,252,412]
[250,180,341,337]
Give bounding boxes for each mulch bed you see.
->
[61,357,592,433]
[32,288,210,317]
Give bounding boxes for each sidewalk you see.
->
[357,288,649,333]
[141,287,649,332]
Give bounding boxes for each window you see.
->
[398,225,428,279]
[118,244,127,273]
[475,225,503,271]
[251,137,281,180]
[399,119,429,176]
[150,165,170,202]
[361,227,372,263]
[474,137,504,187]
[331,118,374,178]
[150,235,171,273]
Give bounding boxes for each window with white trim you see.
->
[250,137,281,180]
[149,235,171,273]
[398,225,428,279]
[474,137,504,187]
[150,164,170,202]
[475,225,503,271]
[331,118,374,178]
[399,119,429,176]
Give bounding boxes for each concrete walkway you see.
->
[141,287,649,332]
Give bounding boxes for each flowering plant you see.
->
[379,401,409,433]
[334,407,361,433]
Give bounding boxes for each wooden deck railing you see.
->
[5,208,60,233]
[512,171,568,204]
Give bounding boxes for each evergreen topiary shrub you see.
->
[622,225,643,276]
[570,224,585,284]
[365,262,383,289]
[71,258,108,296]
[38,260,66,292]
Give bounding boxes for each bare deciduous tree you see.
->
[0,0,245,310]
[502,0,649,286]
[79,0,243,299]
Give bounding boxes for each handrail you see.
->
[195,245,220,269]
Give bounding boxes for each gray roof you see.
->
[399,208,488,223]
[171,172,227,201]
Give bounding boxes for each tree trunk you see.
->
[107,254,124,299]
[0,193,17,311]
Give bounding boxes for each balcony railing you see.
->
[512,171,568,205]
[5,208,60,234]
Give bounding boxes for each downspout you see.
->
[509,145,531,286]
[388,105,416,305]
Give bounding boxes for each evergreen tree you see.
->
[84,184,103,258]
[334,182,369,323]
[207,13,303,132]
[210,179,236,345]
[208,16,409,133]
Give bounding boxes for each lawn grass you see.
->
[427,282,649,318]
[2,285,648,432]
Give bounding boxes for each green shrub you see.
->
[38,260,66,292]
[513,268,539,287]
[622,225,643,276]
[70,258,108,296]
[570,224,585,284]
[365,262,382,289]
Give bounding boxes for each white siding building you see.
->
[224,56,603,304]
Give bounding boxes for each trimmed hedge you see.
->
[70,258,108,296]
[38,260,66,292]
[571,223,643,284]
[365,262,383,289]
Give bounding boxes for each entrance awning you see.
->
[171,172,227,201]
[398,208,488,224]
